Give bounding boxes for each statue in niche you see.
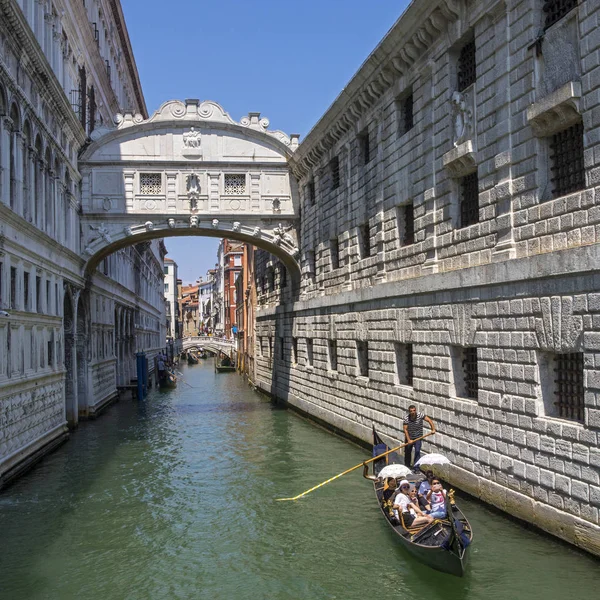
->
[183,127,201,149]
[451,91,472,147]
[187,174,200,210]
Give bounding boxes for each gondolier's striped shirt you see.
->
[403,412,425,439]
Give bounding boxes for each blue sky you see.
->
[122,0,410,283]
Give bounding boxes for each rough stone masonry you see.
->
[254,0,600,556]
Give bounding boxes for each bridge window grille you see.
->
[544,0,578,29]
[463,347,478,400]
[460,171,479,228]
[356,341,369,377]
[224,174,246,195]
[140,173,162,195]
[457,39,476,92]
[330,157,340,190]
[328,339,338,371]
[555,352,584,422]
[550,122,585,198]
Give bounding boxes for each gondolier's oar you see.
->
[275,431,435,501]
[174,371,197,389]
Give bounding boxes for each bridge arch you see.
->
[79,99,301,289]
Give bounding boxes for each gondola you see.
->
[159,371,177,389]
[187,352,199,365]
[215,352,235,373]
[365,426,472,577]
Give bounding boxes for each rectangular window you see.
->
[451,346,478,400]
[328,339,338,371]
[0,262,3,307]
[306,338,314,367]
[356,340,369,377]
[359,130,371,165]
[280,265,287,288]
[539,352,585,422]
[460,171,479,228]
[360,223,371,258]
[550,122,585,198]
[402,203,414,245]
[10,267,16,310]
[164,266,169,274]
[457,39,476,92]
[398,91,414,136]
[544,0,578,29]
[292,337,298,364]
[164,283,169,292]
[279,337,285,361]
[36,276,41,312]
[330,237,339,270]
[48,339,53,368]
[233,256,242,267]
[306,180,315,206]
[395,342,413,387]
[330,157,340,190]
[23,272,29,310]
[224,174,246,195]
[140,173,162,195]
[269,336,273,358]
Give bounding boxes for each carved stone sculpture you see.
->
[145,221,154,231]
[212,219,219,228]
[123,226,133,236]
[183,127,201,148]
[451,91,472,147]
[233,221,241,232]
[89,223,112,244]
[253,227,261,237]
[190,216,198,227]
[168,218,176,228]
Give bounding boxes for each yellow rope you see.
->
[275,431,434,501]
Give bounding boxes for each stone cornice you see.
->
[288,0,461,179]
[0,0,86,146]
[107,0,147,118]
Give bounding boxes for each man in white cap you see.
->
[393,480,433,528]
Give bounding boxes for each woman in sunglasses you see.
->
[393,480,434,528]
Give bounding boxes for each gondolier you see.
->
[403,405,435,469]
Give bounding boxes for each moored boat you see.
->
[159,371,177,389]
[187,352,199,365]
[365,427,472,577]
[215,351,235,372]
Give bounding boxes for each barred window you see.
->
[460,171,479,228]
[360,223,371,258]
[555,352,584,422]
[550,122,585,198]
[269,337,273,358]
[279,337,285,361]
[306,338,314,366]
[306,180,315,205]
[279,265,287,288]
[357,341,369,377]
[463,347,478,400]
[544,0,578,29]
[395,342,414,387]
[330,237,340,270]
[224,174,246,195]
[402,203,414,245]
[330,157,340,190]
[457,39,476,92]
[359,130,371,165]
[328,339,338,371]
[401,93,414,135]
[140,173,161,195]
[292,337,298,364]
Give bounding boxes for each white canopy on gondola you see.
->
[378,464,412,479]
[414,453,452,467]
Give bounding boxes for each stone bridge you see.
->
[182,336,235,355]
[78,99,301,288]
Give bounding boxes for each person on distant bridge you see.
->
[403,405,435,471]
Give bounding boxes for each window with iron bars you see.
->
[359,130,371,165]
[356,340,369,377]
[463,347,478,400]
[457,39,476,92]
[544,0,578,29]
[460,171,479,228]
[328,339,338,371]
[330,156,340,190]
[402,203,414,245]
[550,122,585,198]
[399,92,414,135]
[554,352,584,422]
[279,264,287,288]
[359,223,371,258]
[306,338,314,366]
[330,237,339,270]
[395,342,413,386]
[292,337,298,364]
[306,179,315,205]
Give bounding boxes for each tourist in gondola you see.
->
[393,480,433,529]
[417,470,435,510]
[426,479,448,519]
[402,405,436,470]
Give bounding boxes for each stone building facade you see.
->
[0,0,164,486]
[254,0,600,555]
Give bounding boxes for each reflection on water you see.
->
[0,360,598,600]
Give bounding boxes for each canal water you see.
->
[0,361,598,600]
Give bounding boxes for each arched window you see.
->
[22,120,31,221]
[34,135,43,227]
[9,103,20,210]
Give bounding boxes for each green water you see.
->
[0,361,598,600]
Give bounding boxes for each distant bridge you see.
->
[182,336,236,355]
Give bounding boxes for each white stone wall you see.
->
[255,0,600,555]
